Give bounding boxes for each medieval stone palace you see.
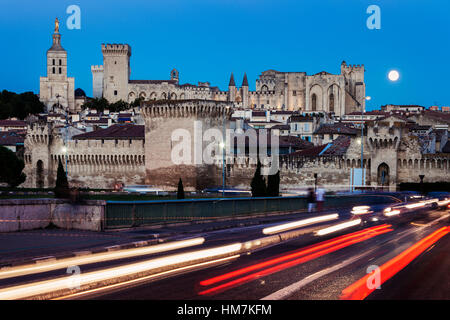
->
[25,19,450,192]
[92,45,365,116]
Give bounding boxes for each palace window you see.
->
[52,67,55,74]
[52,59,55,65]
[293,90,297,96]
[329,93,335,113]
[59,59,62,65]
[58,67,61,74]
[311,94,317,111]
[114,90,118,96]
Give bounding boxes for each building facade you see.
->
[39,19,76,113]
[93,43,365,117]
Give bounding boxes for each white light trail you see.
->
[0,242,242,300]
[262,214,339,235]
[0,237,205,280]
[384,209,401,217]
[315,219,362,236]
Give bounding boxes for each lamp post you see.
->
[62,146,68,173]
[357,96,371,190]
[221,105,230,197]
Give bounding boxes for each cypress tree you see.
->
[54,158,69,198]
[177,178,185,199]
[251,159,267,197]
[267,170,280,197]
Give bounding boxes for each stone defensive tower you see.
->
[366,121,403,189]
[141,100,233,190]
[23,124,54,188]
[341,61,366,114]
[91,65,104,98]
[102,44,131,103]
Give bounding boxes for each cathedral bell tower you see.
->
[39,18,75,113]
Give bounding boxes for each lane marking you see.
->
[261,247,379,300]
[261,213,450,300]
[198,227,392,296]
[200,225,391,287]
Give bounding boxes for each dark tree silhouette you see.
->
[177,178,185,199]
[267,170,280,197]
[0,146,26,187]
[251,159,267,197]
[54,159,70,198]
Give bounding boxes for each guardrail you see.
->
[104,194,402,229]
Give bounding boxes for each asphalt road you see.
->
[0,205,448,300]
[72,209,450,300]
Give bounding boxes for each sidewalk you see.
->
[0,208,349,267]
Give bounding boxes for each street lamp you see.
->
[222,106,230,197]
[62,146,68,173]
[357,96,372,190]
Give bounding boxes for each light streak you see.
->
[340,226,450,300]
[0,237,205,280]
[262,214,339,235]
[384,209,401,217]
[351,206,372,215]
[405,202,426,209]
[199,225,392,296]
[0,242,242,300]
[315,219,362,236]
[54,254,240,300]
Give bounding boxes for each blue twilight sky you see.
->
[0,0,449,111]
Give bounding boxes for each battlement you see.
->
[101,43,131,55]
[91,65,104,72]
[256,79,276,84]
[249,90,276,96]
[141,100,233,119]
[341,63,365,72]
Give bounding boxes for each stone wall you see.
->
[23,125,145,189]
[0,199,105,232]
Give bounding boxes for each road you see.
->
[0,204,448,300]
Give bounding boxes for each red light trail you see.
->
[340,226,450,300]
[199,224,393,296]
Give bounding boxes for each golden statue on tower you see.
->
[55,17,59,33]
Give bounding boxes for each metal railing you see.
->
[104,193,401,229]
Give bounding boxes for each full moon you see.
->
[388,70,400,82]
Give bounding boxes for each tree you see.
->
[177,178,185,199]
[54,158,70,198]
[0,146,26,187]
[130,97,144,108]
[0,90,45,120]
[109,100,129,112]
[267,170,280,197]
[251,159,267,197]
[81,97,109,112]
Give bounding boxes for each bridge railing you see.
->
[104,193,401,229]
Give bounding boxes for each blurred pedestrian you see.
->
[307,187,316,212]
[316,186,325,212]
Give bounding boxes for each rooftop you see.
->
[73,124,144,140]
[314,123,358,135]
